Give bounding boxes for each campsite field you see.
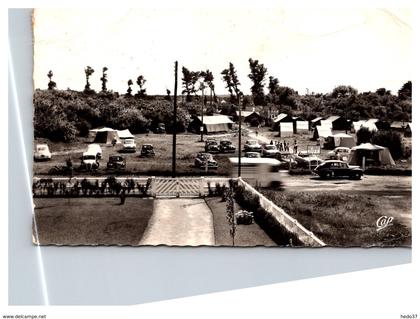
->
[33,132,248,176]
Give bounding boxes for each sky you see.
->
[33,7,412,95]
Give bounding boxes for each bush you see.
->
[356,127,374,144]
[372,130,404,160]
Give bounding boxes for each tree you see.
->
[135,75,147,98]
[126,79,133,97]
[372,130,403,160]
[181,67,200,102]
[268,76,279,96]
[47,70,56,90]
[248,58,267,105]
[221,62,242,105]
[356,127,374,144]
[165,89,171,101]
[398,81,412,100]
[331,85,358,98]
[84,66,95,93]
[200,70,217,103]
[100,67,108,92]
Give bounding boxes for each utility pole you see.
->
[199,82,205,142]
[172,61,178,178]
[238,94,242,177]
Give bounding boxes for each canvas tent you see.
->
[295,121,309,134]
[189,115,233,134]
[117,129,134,140]
[328,133,356,148]
[89,127,121,144]
[325,115,350,130]
[279,122,294,137]
[348,143,395,166]
[272,113,293,130]
[313,125,332,140]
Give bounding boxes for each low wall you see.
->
[237,178,326,247]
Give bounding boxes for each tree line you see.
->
[36,61,411,142]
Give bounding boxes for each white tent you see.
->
[295,121,309,134]
[89,127,121,144]
[202,115,233,133]
[352,120,366,132]
[279,122,294,137]
[320,120,333,128]
[329,133,356,148]
[117,129,134,140]
[348,143,395,166]
[313,125,332,139]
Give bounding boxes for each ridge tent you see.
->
[89,127,121,144]
[295,120,309,134]
[328,133,356,148]
[189,115,233,134]
[313,125,332,140]
[279,122,294,137]
[117,129,134,140]
[348,143,395,166]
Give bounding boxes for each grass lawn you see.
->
[33,197,154,246]
[33,133,245,176]
[261,190,411,247]
[205,197,276,246]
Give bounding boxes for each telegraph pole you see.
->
[199,82,205,142]
[172,61,178,178]
[238,94,242,177]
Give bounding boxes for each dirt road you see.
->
[139,198,215,246]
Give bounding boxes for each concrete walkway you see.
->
[139,198,215,246]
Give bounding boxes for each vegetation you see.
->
[35,62,411,142]
[262,190,411,247]
[356,127,404,159]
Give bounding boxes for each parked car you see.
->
[205,139,220,153]
[314,160,363,179]
[194,152,218,169]
[87,143,102,159]
[122,138,136,153]
[219,139,236,153]
[80,151,99,170]
[279,153,298,169]
[244,152,261,158]
[244,139,262,152]
[262,144,281,158]
[327,147,351,161]
[106,155,126,170]
[295,152,323,169]
[34,144,51,161]
[154,123,166,134]
[140,144,155,157]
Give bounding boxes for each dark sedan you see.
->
[314,160,363,179]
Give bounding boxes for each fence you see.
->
[33,176,232,198]
[237,177,326,247]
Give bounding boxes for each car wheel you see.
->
[354,173,361,180]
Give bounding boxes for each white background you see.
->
[2,0,419,318]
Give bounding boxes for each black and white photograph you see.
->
[31,8,412,247]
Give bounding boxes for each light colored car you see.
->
[327,147,351,161]
[80,151,99,170]
[244,139,262,152]
[87,143,102,159]
[122,138,136,152]
[245,152,261,158]
[262,144,281,158]
[34,144,52,161]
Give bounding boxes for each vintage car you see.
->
[219,139,236,153]
[244,139,262,152]
[314,160,363,179]
[278,153,298,169]
[205,139,220,153]
[106,155,126,170]
[244,152,261,158]
[327,147,351,161]
[80,151,100,170]
[34,144,52,161]
[262,144,281,158]
[121,138,136,153]
[140,144,155,157]
[235,210,254,225]
[87,143,102,159]
[194,152,218,169]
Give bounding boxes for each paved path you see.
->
[139,198,215,246]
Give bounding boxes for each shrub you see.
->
[372,130,404,160]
